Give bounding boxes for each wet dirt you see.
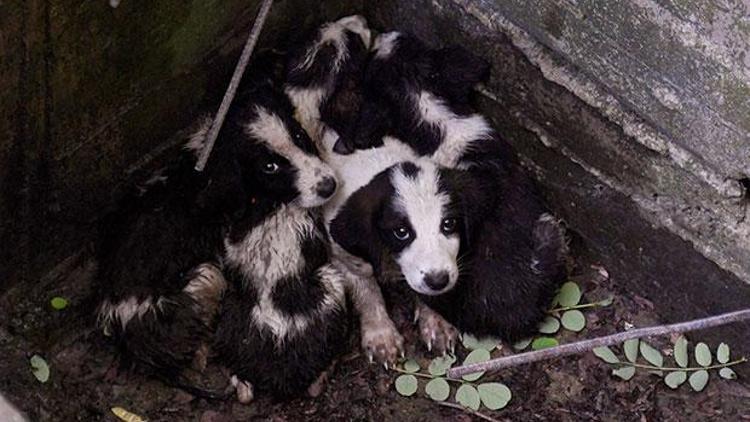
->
[1,242,748,421]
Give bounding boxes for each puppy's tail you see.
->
[530,213,568,287]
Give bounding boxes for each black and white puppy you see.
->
[211,103,349,400]
[357,31,568,345]
[284,15,371,147]
[346,31,512,170]
[289,23,567,357]
[97,68,346,399]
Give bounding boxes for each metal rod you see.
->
[448,308,750,378]
[194,0,274,172]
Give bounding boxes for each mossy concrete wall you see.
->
[0,0,361,292]
[366,0,750,352]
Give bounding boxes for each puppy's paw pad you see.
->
[419,312,459,355]
[361,324,404,366]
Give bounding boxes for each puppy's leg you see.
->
[340,265,404,366]
[182,263,227,372]
[415,300,459,355]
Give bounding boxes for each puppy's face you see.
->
[378,163,461,295]
[331,161,471,296]
[190,99,337,211]
[241,106,337,207]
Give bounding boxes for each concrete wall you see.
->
[365,0,750,352]
[0,0,360,292]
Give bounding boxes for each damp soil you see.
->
[1,240,749,422]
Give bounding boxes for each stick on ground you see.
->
[194,0,274,172]
[448,308,750,378]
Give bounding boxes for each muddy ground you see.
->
[1,238,749,422]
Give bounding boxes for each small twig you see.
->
[618,357,747,372]
[391,367,463,384]
[547,301,606,314]
[436,401,502,422]
[448,308,750,378]
[194,0,274,171]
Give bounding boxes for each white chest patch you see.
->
[223,206,345,342]
[224,205,314,286]
[417,91,495,168]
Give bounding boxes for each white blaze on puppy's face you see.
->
[245,107,337,208]
[390,163,460,295]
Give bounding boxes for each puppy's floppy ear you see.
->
[193,139,248,221]
[329,170,394,273]
[439,167,496,249]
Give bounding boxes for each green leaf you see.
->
[512,338,533,351]
[30,355,50,383]
[462,333,479,350]
[593,346,619,364]
[461,349,491,381]
[612,366,635,380]
[50,297,68,310]
[664,371,687,389]
[719,368,737,380]
[538,316,560,334]
[695,342,712,367]
[688,370,709,392]
[428,355,456,376]
[425,378,450,401]
[395,374,418,396]
[477,382,512,410]
[597,296,614,307]
[475,336,500,351]
[623,339,639,363]
[403,359,420,373]
[556,282,582,307]
[531,337,559,350]
[462,333,498,351]
[716,343,730,364]
[674,336,689,368]
[455,384,481,411]
[639,342,663,367]
[561,310,586,332]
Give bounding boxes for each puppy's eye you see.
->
[392,226,411,241]
[262,162,280,174]
[441,218,458,234]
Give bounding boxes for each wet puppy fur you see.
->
[96,57,348,398]
[286,21,566,343]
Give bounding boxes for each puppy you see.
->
[284,15,371,148]
[96,65,345,400]
[342,32,568,345]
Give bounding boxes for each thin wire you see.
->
[194,0,274,172]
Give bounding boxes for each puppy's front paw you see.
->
[361,321,404,367]
[230,375,254,404]
[417,307,459,355]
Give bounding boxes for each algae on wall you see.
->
[0,0,362,292]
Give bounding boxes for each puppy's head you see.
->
[286,15,371,90]
[368,31,490,109]
[187,84,337,213]
[331,160,483,295]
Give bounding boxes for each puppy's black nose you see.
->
[316,176,337,199]
[424,271,449,290]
